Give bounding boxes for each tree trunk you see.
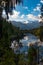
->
[0,7,3,39]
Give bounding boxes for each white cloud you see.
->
[9,11,41,23]
[33,9,37,11]
[9,10,20,21]
[27,14,39,21]
[2,10,20,20]
[2,9,41,23]
[9,10,27,22]
[23,6,28,9]
[38,14,42,22]
[36,6,40,11]
[40,0,43,3]
[33,6,40,11]
[33,3,41,12]
[21,14,25,18]
[38,14,41,17]
[12,10,20,18]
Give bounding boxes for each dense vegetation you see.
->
[0,19,24,65]
[28,44,37,65]
[0,19,37,65]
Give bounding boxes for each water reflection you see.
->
[20,33,40,46]
[11,33,40,54]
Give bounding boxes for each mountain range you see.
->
[11,21,43,30]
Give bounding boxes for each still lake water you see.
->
[11,33,40,54]
[20,33,39,46]
[19,33,40,53]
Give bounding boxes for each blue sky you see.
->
[2,0,43,23]
[16,0,41,15]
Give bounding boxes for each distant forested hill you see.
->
[20,25,43,41]
[28,26,43,41]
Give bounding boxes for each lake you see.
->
[11,33,40,54]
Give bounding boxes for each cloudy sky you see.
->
[2,0,43,23]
